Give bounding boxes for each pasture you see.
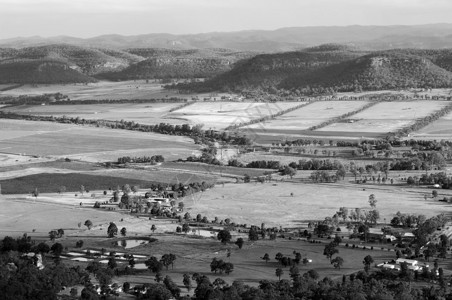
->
[183,181,452,228]
[2,102,185,125]
[0,80,238,101]
[168,101,301,130]
[0,81,182,100]
[318,101,449,133]
[406,111,452,140]
[0,119,200,162]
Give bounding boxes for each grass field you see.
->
[0,81,182,100]
[405,111,452,140]
[319,101,449,133]
[0,80,237,101]
[168,102,302,130]
[245,101,369,131]
[0,119,200,161]
[183,181,452,228]
[1,102,185,125]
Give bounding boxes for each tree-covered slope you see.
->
[0,60,97,84]
[279,51,452,92]
[175,44,365,92]
[96,48,255,80]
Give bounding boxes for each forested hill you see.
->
[279,51,452,93]
[0,60,97,84]
[174,44,366,92]
[95,48,255,80]
[173,47,452,94]
[0,45,253,84]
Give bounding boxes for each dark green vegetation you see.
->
[0,45,253,84]
[0,173,156,194]
[0,60,96,84]
[173,47,452,95]
[97,48,254,80]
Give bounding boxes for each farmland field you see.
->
[168,101,302,130]
[318,100,449,133]
[2,102,186,125]
[0,119,200,161]
[405,111,452,140]
[186,181,452,228]
[245,101,370,131]
[0,80,237,100]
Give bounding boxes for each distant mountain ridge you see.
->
[2,24,452,51]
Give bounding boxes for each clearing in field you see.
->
[168,101,302,130]
[318,100,449,133]
[0,119,200,161]
[244,101,370,131]
[2,102,185,125]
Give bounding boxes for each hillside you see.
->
[174,45,366,92]
[279,51,452,93]
[96,48,255,80]
[0,44,143,75]
[0,60,97,84]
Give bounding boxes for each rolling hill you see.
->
[278,51,452,92]
[175,44,367,92]
[0,60,97,84]
[96,48,255,80]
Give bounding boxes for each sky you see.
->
[0,0,451,39]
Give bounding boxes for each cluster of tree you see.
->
[116,155,164,164]
[51,97,188,105]
[210,258,234,275]
[0,235,90,299]
[48,229,64,241]
[390,211,427,228]
[310,170,340,183]
[0,93,67,106]
[144,254,176,274]
[413,214,448,246]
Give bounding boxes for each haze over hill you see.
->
[2,24,452,52]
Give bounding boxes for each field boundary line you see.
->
[308,100,381,131]
[225,100,317,131]
[168,100,195,112]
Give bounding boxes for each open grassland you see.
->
[184,181,452,228]
[0,194,395,286]
[0,81,182,100]
[245,101,369,131]
[168,101,301,130]
[319,101,449,133]
[0,119,200,161]
[0,80,237,101]
[405,111,452,140]
[1,102,185,125]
